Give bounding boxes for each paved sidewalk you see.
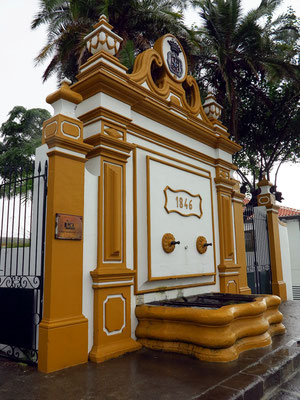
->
[0,301,300,400]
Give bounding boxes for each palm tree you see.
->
[32,0,191,83]
[191,0,300,139]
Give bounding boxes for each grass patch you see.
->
[0,237,30,248]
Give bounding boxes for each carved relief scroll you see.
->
[163,186,202,218]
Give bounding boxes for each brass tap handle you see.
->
[196,236,211,254]
[162,233,179,253]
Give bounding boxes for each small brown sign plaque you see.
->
[55,213,83,240]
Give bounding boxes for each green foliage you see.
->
[1,237,31,248]
[119,40,136,72]
[234,79,300,192]
[190,0,300,200]
[191,0,300,139]
[32,0,191,83]
[31,0,300,202]
[0,106,51,180]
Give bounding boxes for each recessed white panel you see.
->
[148,157,215,279]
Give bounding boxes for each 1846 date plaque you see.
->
[55,213,83,240]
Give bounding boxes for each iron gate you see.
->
[244,205,272,294]
[0,161,47,364]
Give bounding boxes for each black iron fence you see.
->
[0,161,47,364]
[244,204,272,294]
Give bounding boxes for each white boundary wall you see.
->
[278,221,293,300]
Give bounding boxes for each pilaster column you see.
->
[257,176,287,300]
[75,15,141,363]
[215,169,241,293]
[85,134,141,363]
[38,80,93,373]
[232,181,251,294]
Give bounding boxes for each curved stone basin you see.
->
[135,293,285,362]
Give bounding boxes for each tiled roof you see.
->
[243,198,300,217]
[278,206,300,217]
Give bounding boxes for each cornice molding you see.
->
[45,135,93,155]
[72,66,241,156]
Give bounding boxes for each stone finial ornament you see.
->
[257,174,273,189]
[46,78,83,117]
[257,174,276,206]
[84,14,123,56]
[203,86,223,121]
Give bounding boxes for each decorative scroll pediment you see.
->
[129,34,209,120]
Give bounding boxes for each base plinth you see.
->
[38,316,88,373]
[89,338,142,363]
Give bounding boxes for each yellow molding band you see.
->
[46,135,93,154]
[79,106,132,126]
[47,80,83,105]
[84,133,135,153]
[47,150,87,163]
[39,315,88,329]
[72,67,240,155]
[78,50,128,77]
[87,147,131,162]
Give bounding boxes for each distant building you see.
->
[279,206,300,300]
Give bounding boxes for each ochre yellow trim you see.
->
[93,15,114,30]
[129,37,205,118]
[127,127,238,171]
[39,315,88,330]
[129,129,215,167]
[38,146,88,373]
[72,64,241,155]
[102,122,125,140]
[95,157,127,271]
[91,267,135,283]
[136,295,285,362]
[43,114,84,143]
[214,175,242,293]
[86,124,140,364]
[149,273,216,281]
[163,186,203,219]
[85,133,134,155]
[256,189,287,300]
[222,195,234,260]
[47,150,87,163]
[89,286,141,363]
[78,51,127,81]
[46,136,93,155]
[135,280,216,295]
[79,105,237,171]
[216,166,230,179]
[92,282,133,289]
[103,163,122,262]
[46,80,83,105]
[79,106,132,127]
[257,175,273,187]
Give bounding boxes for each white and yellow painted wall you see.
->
[37,15,286,373]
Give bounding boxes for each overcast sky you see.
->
[0,0,299,208]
